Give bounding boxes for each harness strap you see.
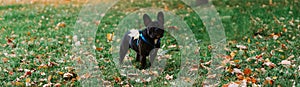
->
[135,31,160,48]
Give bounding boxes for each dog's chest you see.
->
[154,39,158,44]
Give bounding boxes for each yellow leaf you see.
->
[230,52,236,58]
[164,5,169,11]
[106,33,114,41]
[234,60,239,63]
[280,55,285,59]
[109,47,113,52]
[272,76,277,79]
[247,38,251,44]
[26,78,31,82]
[15,81,23,86]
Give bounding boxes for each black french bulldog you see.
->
[119,12,165,69]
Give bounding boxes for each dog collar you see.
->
[136,31,160,48]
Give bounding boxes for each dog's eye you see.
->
[155,28,160,31]
[148,27,155,30]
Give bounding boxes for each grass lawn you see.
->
[0,0,299,86]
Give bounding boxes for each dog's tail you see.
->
[119,32,131,64]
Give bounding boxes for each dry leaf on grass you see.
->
[165,74,173,80]
[2,57,9,63]
[54,83,61,87]
[243,68,252,75]
[236,45,247,50]
[55,22,66,30]
[233,68,243,74]
[106,33,114,41]
[279,60,291,65]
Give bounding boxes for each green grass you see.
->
[0,0,299,86]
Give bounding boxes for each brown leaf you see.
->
[256,55,262,59]
[9,71,14,75]
[54,83,61,87]
[270,33,281,40]
[236,74,244,80]
[243,68,252,75]
[251,77,257,83]
[282,27,287,32]
[208,45,213,50]
[94,20,100,26]
[6,37,13,43]
[2,57,9,63]
[222,84,229,87]
[167,26,179,30]
[164,5,169,11]
[264,61,276,68]
[27,32,31,36]
[81,73,91,79]
[48,75,52,83]
[190,64,198,71]
[281,44,287,49]
[96,47,103,51]
[233,60,240,63]
[114,76,121,82]
[183,77,191,82]
[245,77,251,82]
[264,77,273,85]
[56,22,66,28]
[178,4,184,9]
[223,82,239,87]
[25,71,32,76]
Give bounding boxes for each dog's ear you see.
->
[143,14,152,27]
[157,11,164,27]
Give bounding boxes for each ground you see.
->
[0,0,299,87]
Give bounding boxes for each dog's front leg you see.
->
[141,55,147,69]
[135,54,140,62]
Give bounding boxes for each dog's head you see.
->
[143,12,165,39]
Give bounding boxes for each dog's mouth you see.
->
[156,35,162,39]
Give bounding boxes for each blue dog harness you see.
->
[132,31,161,48]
